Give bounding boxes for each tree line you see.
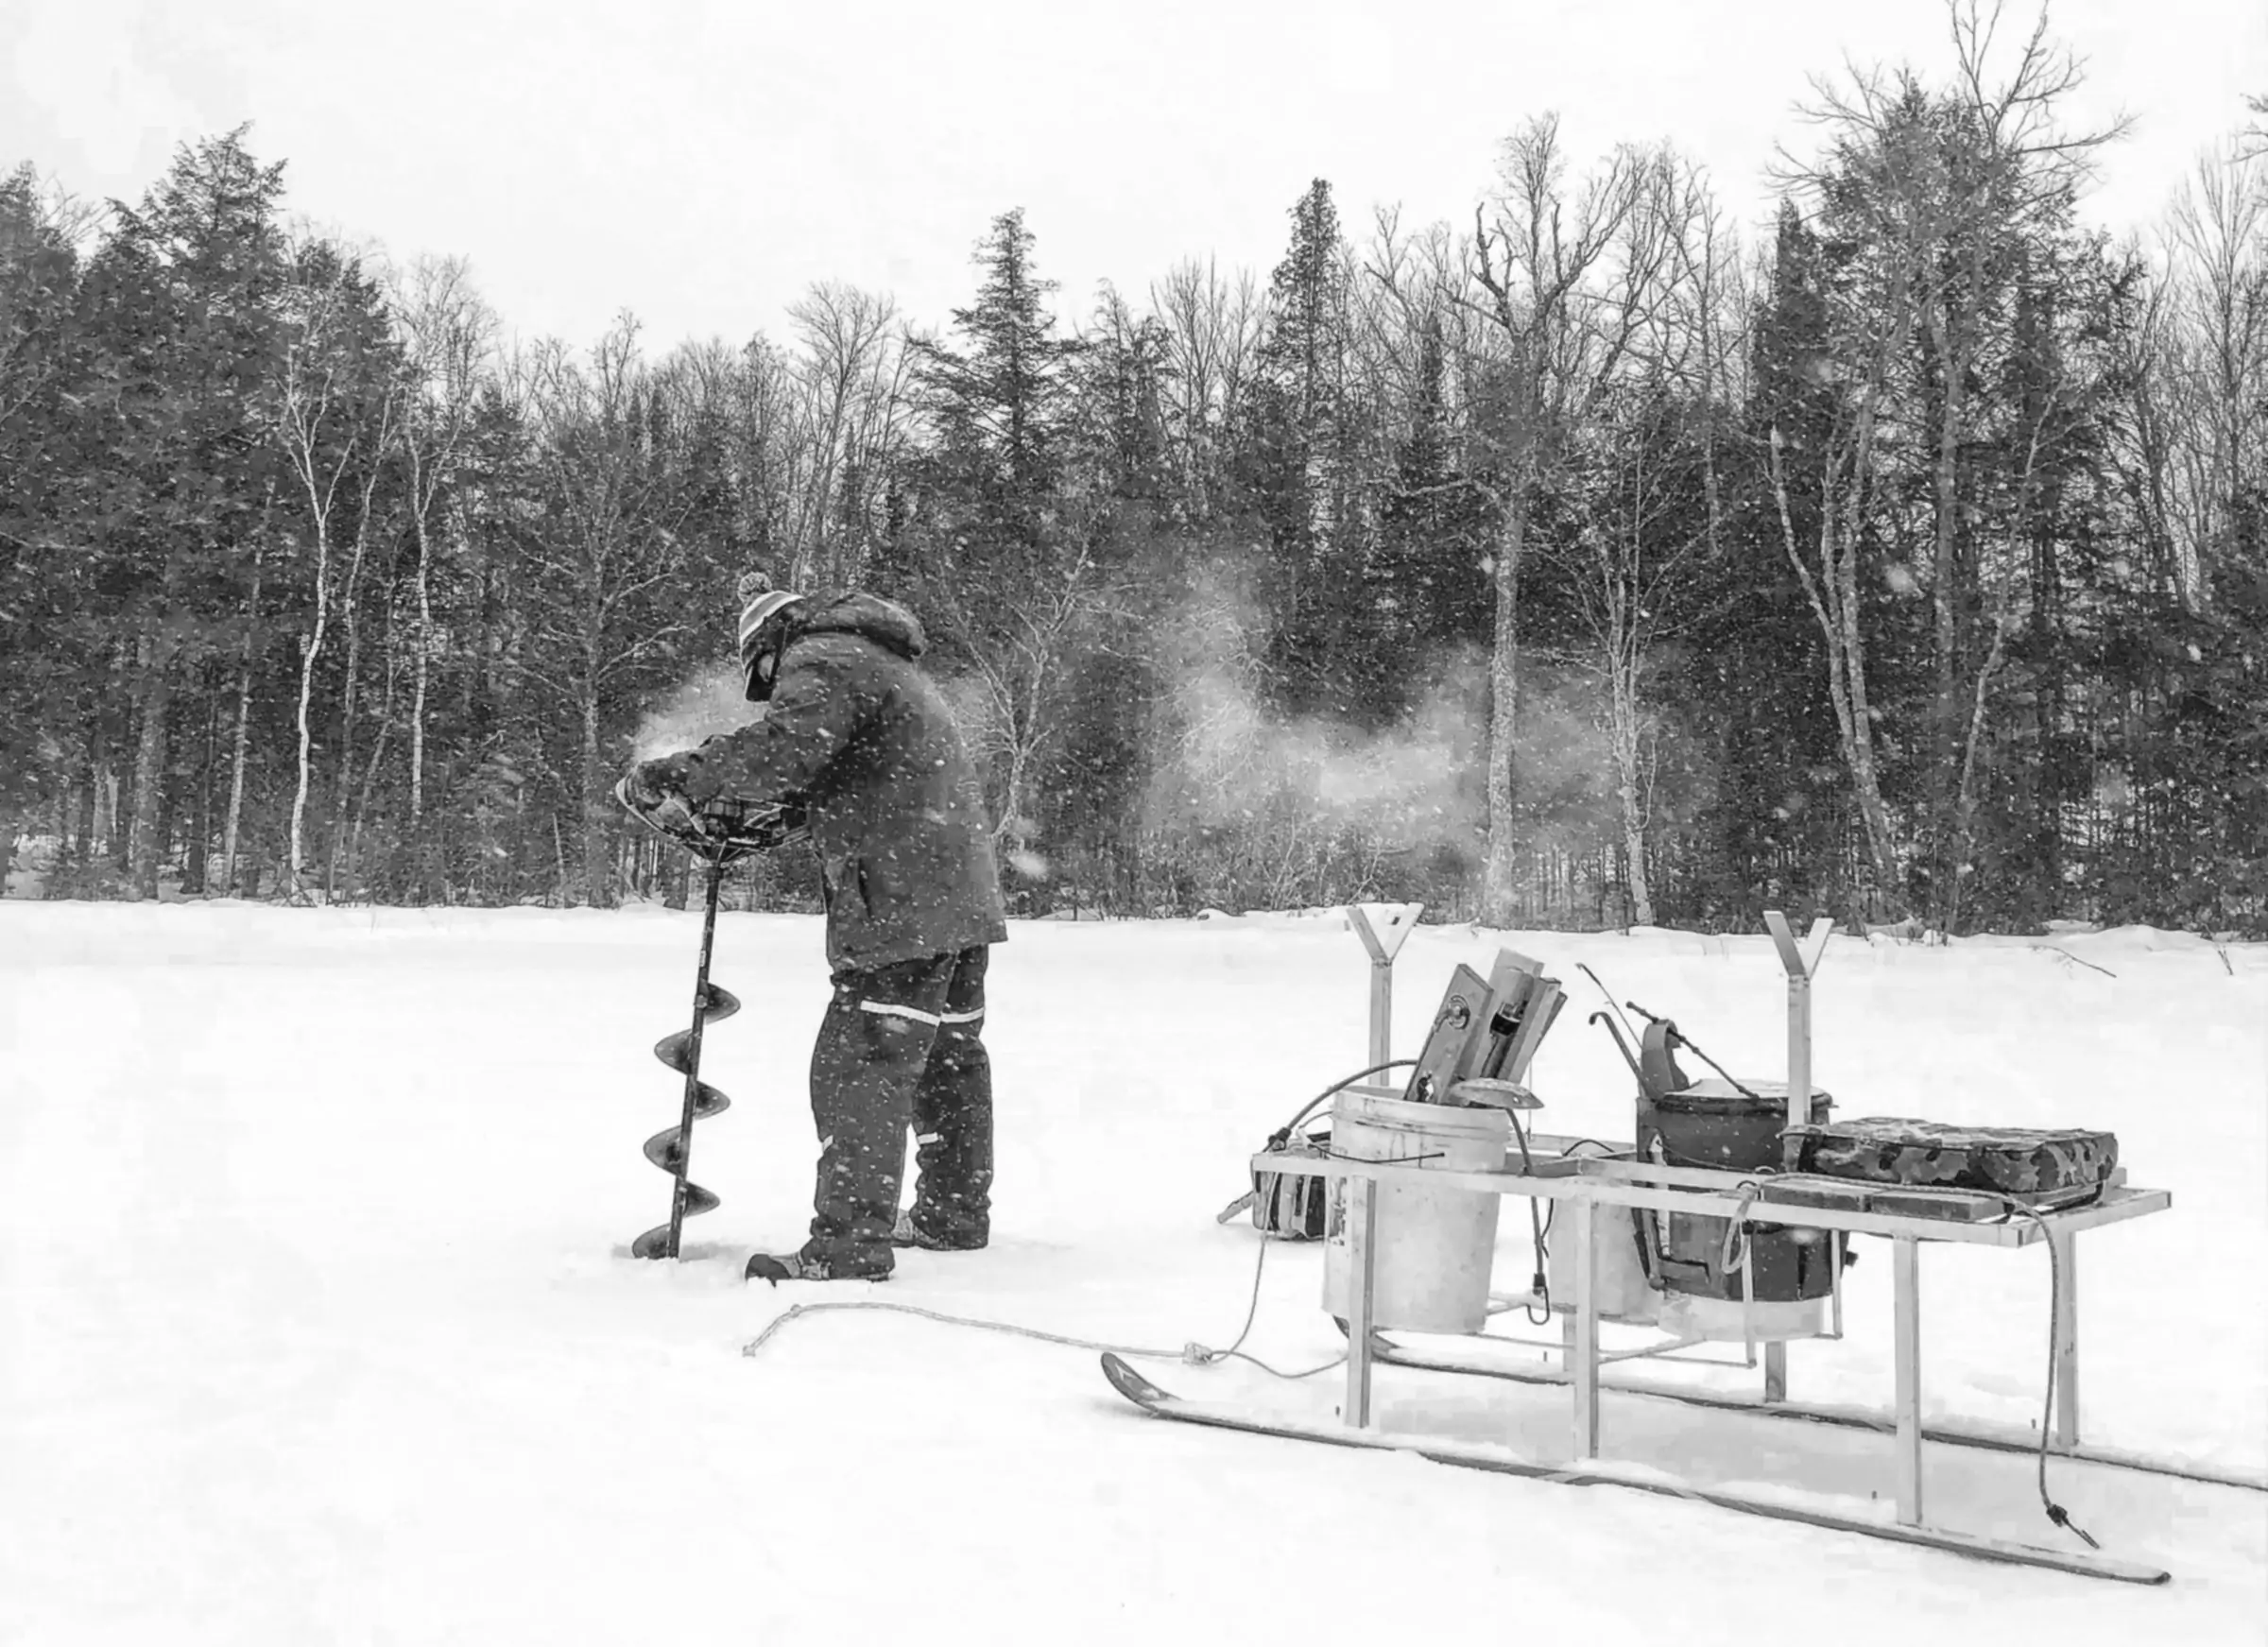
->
[2,8,2261,934]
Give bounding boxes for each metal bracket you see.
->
[1761,909,1834,1135]
[1347,902,1423,1074]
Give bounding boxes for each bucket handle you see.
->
[1319,1146,1448,1166]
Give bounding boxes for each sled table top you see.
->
[1247,1147,2170,1246]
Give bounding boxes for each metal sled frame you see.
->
[1192,1144,2176,1585]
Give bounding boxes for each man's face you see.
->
[743,640,782,703]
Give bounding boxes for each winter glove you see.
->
[616,753,703,835]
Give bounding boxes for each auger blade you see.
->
[630,852,744,1261]
[643,1127,687,1172]
[631,1184,723,1260]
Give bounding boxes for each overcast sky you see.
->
[5,0,2261,353]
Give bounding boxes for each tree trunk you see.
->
[126,617,176,901]
[578,670,612,910]
[997,735,1031,849]
[990,661,1043,849]
[1770,432,1903,917]
[1924,295,1971,928]
[1832,501,1903,913]
[222,651,258,897]
[101,765,119,866]
[1611,678,1655,928]
[71,744,97,879]
[290,519,334,901]
[409,504,439,825]
[347,560,404,893]
[326,508,376,900]
[1480,497,1526,925]
[554,811,573,909]
[220,524,269,899]
[186,693,215,895]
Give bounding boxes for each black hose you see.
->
[1993,1195,2102,1550]
[1504,1103,1555,1324]
[1268,1059,1420,1145]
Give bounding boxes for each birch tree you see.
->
[390,255,493,841]
[273,240,398,901]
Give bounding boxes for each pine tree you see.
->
[1679,201,1851,923]
[1369,309,1489,710]
[1247,179,1363,715]
[69,128,290,897]
[913,208,1081,573]
[0,165,89,883]
[907,210,1094,855]
[1073,287,1174,506]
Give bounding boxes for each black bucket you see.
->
[1654,1080,1831,1173]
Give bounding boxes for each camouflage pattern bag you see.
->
[1249,1130,1332,1240]
[1779,1117,2118,1201]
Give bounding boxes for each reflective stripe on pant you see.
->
[804,945,991,1270]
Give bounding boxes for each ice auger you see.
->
[618,787,809,1261]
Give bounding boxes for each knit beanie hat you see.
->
[736,569,806,701]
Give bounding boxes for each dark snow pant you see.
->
[801,944,992,1275]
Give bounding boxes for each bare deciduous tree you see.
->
[2156,142,2268,606]
[518,317,708,904]
[1534,162,1738,926]
[390,255,494,838]
[1457,118,1683,924]
[784,282,912,588]
[274,242,401,901]
[1150,257,1263,522]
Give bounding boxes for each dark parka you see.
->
[672,592,1008,971]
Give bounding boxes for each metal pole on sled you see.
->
[1760,909,1833,1404]
[1347,902,1422,1076]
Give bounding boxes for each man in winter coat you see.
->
[622,571,1008,1284]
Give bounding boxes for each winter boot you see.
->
[891,1210,988,1252]
[744,1249,892,1286]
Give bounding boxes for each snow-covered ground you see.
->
[3,901,2263,1645]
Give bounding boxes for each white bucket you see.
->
[1321,1091,1508,1335]
[1544,1199,1662,1327]
[1657,1291,1828,1344]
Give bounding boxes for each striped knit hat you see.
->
[735,569,806,701]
